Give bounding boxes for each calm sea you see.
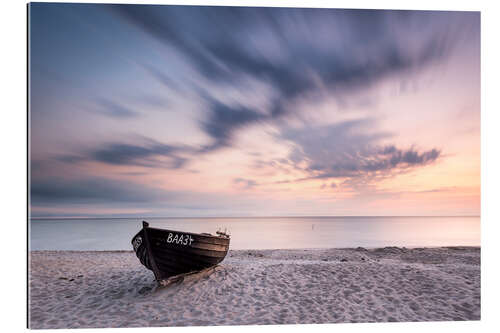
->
[29,216,480,251]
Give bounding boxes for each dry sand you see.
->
[28,247,480,329]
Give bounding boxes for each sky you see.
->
[29,3,480,218]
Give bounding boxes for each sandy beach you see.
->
[28,247,480,329]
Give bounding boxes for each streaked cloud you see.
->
[31,176,174,204]
[200,98,265,152]
[112,6,469,153]
[93,98,141,118]
[59,139,191,169]
[28,4,480,216]
[266,118,441,184]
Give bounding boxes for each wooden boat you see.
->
[131,221,230,286]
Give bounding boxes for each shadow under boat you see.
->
[131,221,230,287]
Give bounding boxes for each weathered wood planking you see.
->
[131,221,230,284]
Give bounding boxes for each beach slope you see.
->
[29,247,480,328]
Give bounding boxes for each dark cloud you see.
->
[272,119,441,183]
[30,177,173,204]
[382,145,441,166]
[114,7,443,97]
[200,99,265,152]
[91,142,173,165]
[111,6,469,150]
[60,140,191,169]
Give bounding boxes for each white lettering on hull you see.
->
[165,233,194,246]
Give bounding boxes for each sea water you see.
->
[29,216,480,251]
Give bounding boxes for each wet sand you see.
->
[28,247,480,328]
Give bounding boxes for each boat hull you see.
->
[131,221,230,282]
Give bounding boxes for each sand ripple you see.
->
[29,247,480,328]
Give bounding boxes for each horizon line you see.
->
[29,215,481,220]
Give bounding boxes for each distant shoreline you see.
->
[29,246,480,328]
